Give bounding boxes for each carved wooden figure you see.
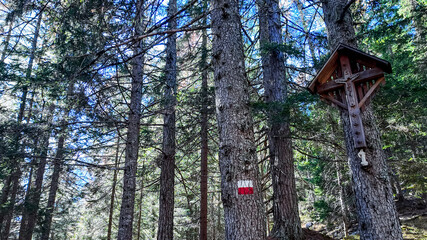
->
[308,43,392,149]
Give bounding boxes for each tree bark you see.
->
[328,112,350,237]
[321,0,357,49]
[40,82,74,240]
[409,0,427,76]
[117,0,145,239]
[321,1,403,239]
[335,161,350,236]
[199,1,209,239]
[0,11,42,239]
[17,91,36,233]
[211,0,267,239]
[40,124,65,240]
[257,0,302,239]
[19,104,55,240]
[295,0,317,66]
[1,12,15,62]
[157,0,177,239]
[107,136,121,240]
[136,178,144,240]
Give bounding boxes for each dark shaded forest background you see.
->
[0,0,426,239]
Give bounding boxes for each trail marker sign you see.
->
[238,180,253,195]
[308,44,392,149]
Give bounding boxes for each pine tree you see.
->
[157,0,177,239]
[117,0,145,239]
[211,0,266,239]
[321,0,403,239]
[257,0,302,239]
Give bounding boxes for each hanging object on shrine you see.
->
[308,43,392,149]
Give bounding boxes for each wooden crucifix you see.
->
[308,43,392,149]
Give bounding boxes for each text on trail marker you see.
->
[238,180,253,195]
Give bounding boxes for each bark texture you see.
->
[40,129,65,240]
[328,112,350,236]
[199,2,209,239]
[321,0,357,49]
[0,11,42,239]
[211,0,266,239]
[107,137,120,240]
[321,1,403,239]
[1,12,15,62]
[19,104,54,240]
[117,0,145,239]
[157,0,177,239]
[40,83,74,240]
[257,0,302,239]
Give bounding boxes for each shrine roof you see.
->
[308,43,392,94]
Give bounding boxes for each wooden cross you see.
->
[309,44,391,149]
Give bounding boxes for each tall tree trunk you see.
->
[40,83,74,240]
[257,0,302,239]
[321,1,403,239]
[19,104,55,240]
[40,135,64,240]
[15,91,36,239]
[117,0,145,238]
[107,136,121,240]
[211,0,266,239]
[157,0,177,239]
[1,166,21,240]
[0,11,42,239]
[199,1,209,239]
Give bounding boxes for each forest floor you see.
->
[303,197,427,240]
[397,197,427,240]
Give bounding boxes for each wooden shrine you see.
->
[308,44,392,149]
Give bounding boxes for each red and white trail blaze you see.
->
[238,180,253,195]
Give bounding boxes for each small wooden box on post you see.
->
[308,43,391,151]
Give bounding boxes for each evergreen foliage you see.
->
[0,0,425,239]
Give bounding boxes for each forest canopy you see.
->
[0,0,426,239]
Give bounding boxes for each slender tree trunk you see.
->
[211,0,266,239]
[1,166,21,240]
[0,11,42,239]
[19,104,55,240]
[257,0,302,239]
[107,137,121,240]
[40,133,65,240]
[199,1,209,239]
[16,92,36,238]
[1,12,15,62]
[390,169,404,202]
[328,112,350,237]
[157,0,177,239]
[321,1,403,239]
[40,83,74,240]
[335,161,350,236]
[136,178,144,240]
[117,0,145,238]
[295,0,317,66]
[410,0,427,76]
